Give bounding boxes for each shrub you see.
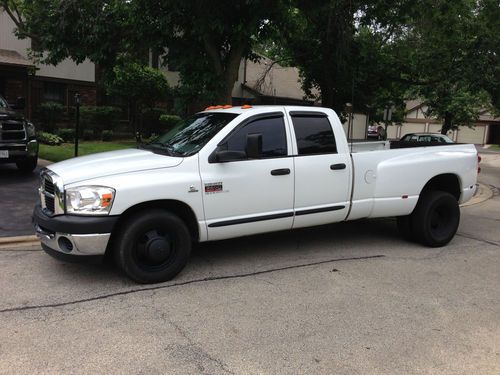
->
[38,102,64,133]
[82,129,94,141]
[37,132,63,146]
[141,107,170,136]
[80,106,122,136]
[102,130,113,142]
[159,114,182,131]
[57,128,75,143]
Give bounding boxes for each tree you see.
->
[388,0,499,134]
[2,0,286,106]
[136,0,287,104]
[1,0,138,68]
[104,62,170,137]
[264,1,414,117]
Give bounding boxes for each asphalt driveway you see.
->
[0,162,45,237]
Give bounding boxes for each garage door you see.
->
[387,125,398,139]
[456,125,485,144]
[428,124,442,133]
[400,123,425,136]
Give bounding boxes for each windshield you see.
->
[143,112,239,157]
[0,96,8,108]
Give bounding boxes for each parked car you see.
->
[0,95,38,172]
[400,133,454,144]
[367,124,385,140]
[33,105,479,283]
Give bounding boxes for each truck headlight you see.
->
[26,122,36,137]
[65,186,115,215]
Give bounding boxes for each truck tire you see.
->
[16,156,38,173]
[411,191,460,247]
[114,210,191,283]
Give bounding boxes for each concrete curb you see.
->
[0,235,40,250]
[460,183,494,207]
[38,158,53,167]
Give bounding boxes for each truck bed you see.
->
[347,143,478,221]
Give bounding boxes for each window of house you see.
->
[291,114,337,155]
[43,82,66,104]
[226,115,287,158]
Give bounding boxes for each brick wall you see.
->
[68,84,96,106]
[4,79,25,103]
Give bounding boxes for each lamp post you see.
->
[74,93,80,157]
[345,102,353,140]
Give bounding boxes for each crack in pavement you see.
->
[0,254,384,314]
[457,232,500,247]
[168,319,235,375]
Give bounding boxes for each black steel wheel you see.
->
[114,209,191,283]
[411,191,460,247]
[16,156,38,173]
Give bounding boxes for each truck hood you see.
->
[0,108,24,120]
[47,148,183,185]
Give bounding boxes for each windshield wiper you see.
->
[140,142,182,157]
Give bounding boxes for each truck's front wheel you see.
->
[114,210,191,283]
[16,156,38,173]
[411,191,460,247]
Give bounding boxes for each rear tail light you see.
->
[477,154,481,174]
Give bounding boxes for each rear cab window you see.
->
[289,112,337,155]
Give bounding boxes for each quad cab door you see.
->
[286,110,351,228]
[200,112,295,241]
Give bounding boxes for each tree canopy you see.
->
[2,0,498,127]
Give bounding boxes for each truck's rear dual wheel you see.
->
[398,191,460,247]
[114,210,191,283]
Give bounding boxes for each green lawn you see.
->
[39,141,136,162]
[488,144,500,151]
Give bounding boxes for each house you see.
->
[382,100,500,145]
[0,9,97,119]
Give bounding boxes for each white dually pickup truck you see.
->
[33,106,479,283]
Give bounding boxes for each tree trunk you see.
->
[441,111,452,135]
[320,84,336,110]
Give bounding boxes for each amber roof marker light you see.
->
[241,104,252,109]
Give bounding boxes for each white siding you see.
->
[239,56,317,100]
[387,125,398,139]
[342,113,367,139]
[400,122,425,136]
[0,12,30,52]
[428,124,443,133]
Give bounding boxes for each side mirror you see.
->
[11,97,26,110]
[214,150,247,163]
[245,133,262,159]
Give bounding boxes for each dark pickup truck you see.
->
[0,95,38,172]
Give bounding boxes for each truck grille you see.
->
[44,178,55,213]
[0,120,26,142]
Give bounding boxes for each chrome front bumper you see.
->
[35,224,110,256]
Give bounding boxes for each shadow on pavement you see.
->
[0,164,42,237]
